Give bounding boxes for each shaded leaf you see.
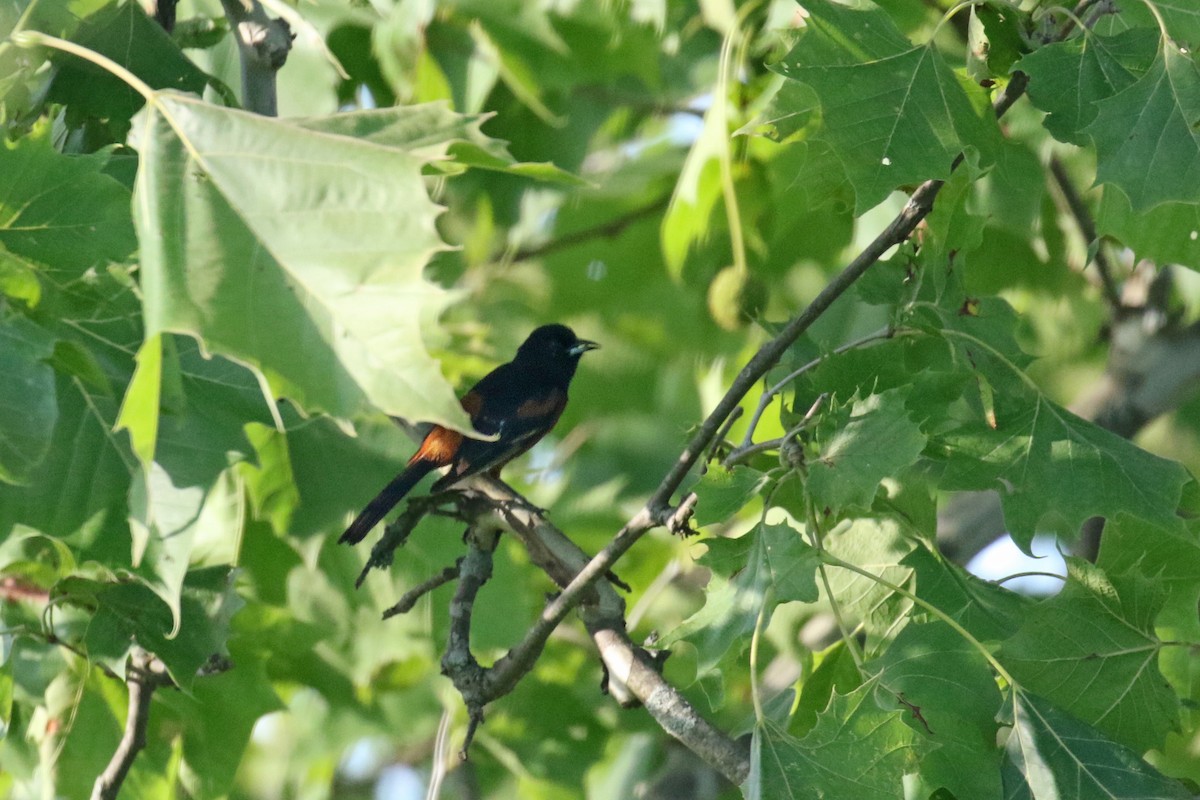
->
[748,687,924,800]
[1096,185,1200,267]
[1018,29,1158,145]
[1086,45,1200,211]
[47,1,208,138]
[0,134,136,271]
[998,559,1179,752]
[1002,690,1191,800]
[866,621,1003,800]
[937,389,1189,549]
[662,523,819,672]
[903,547,1032,643]
[0,313,56,484]
[690,465,765,527]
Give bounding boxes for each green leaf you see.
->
[0,313,56,485]
[1018,29,1158,145]
[937,387,1189,548]
[738,79,820,141]
[1096,185,1200,266]
[293,102,583,184]
[820,516,915,642]
[1003,690,1191,800]
[866,621,1003,800]
[748,687,924,800]
[689,465,765,527]
[661,100,727,278]
[115,333,163,466]
[46,1,208,139]
[1097,514,1200,594]
[237,422,299,534]
[129,93,470,430]
[1154,1,1200,45]
[0,374,132,541]
[998,559,1179,752]
[61,566,240,688]
[806,388,927,514]
[966,3,1027,84]
[1086,44,1200,211]
[790,641,862,737]
[0,244,42,306]
[776,0,999,212]
[661,523,820,672]
[903,547,1032,643]
[0,134,136,271]
[159,651,283,798]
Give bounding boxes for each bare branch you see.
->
[1048,155,1122,309]
[90,649,170,800]
[383,559,464,619]
[218,0,293,116]
[510,194,672,263]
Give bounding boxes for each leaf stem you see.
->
[749,587,772,726]
[806,505,865,670]
[819,551,1015,686]
[10,31,156,102]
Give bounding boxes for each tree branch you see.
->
[1048,155,1122,309]
[510,195,672,263]
[217,0,293,116]
[90,649,170,800]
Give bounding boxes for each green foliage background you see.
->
[1,0,1199,797]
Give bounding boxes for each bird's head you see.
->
[516,324,599,371]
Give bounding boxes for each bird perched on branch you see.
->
[339,324,599,545]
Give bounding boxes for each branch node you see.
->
[665,493,700,537]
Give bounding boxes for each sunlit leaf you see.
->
[130,93,469,429]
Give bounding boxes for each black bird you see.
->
[339,324,598,544]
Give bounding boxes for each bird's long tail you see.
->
[339,460,436,544]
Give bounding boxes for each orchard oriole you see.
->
[339,324,599,545]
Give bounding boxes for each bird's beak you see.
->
[570,339,600,356]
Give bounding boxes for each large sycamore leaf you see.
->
[129,93,470,430]
[747,687,924,800]
[1086,44,1200,211]
[998,560,1179,753]
[1002,690,1191,800]
[774,0,999,213]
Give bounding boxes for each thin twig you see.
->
[738,326,891,451]
[1048,155,1122,309]
[510,195,671,262]
[383,559,464,619]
